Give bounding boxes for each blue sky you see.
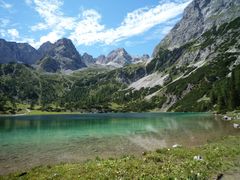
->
[0,0,191,57]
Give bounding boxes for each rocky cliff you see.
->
[0,39,41,64]
[37,38,86,72]
[153,0,240,56]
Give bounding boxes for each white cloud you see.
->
[31,0,76,31]
[0,0,13,10]
[26,0,191,48]
[7,29,20,40]
[27,0,76,47]
[70,0,191,45]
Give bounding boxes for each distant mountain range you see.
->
[0,38,150,72]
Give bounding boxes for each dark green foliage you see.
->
[146,46,188,74]
[38,56,60,73]
[210,65,240,112]
[168,52,240,112]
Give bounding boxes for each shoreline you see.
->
[1,135,240,179]
[0,110,214,117]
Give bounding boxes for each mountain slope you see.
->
[95,48,132,67]
[81,53,95,66]
[147,17,240,112]
[153,0,240,55]
[0,39,41,64]
[37,38,86,72]
[1,18,239,113]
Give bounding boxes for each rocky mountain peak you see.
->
[82,53,95,66]
[38,41,54,55]
[153,0,240,56]
[55,38,74,47]
[106,48,132,66]
[0,39,41,64]
[95,55,106,64]
[37,38,86,72]
[132,54,150,64]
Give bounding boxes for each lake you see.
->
[0,112,238,175]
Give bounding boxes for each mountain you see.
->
[145,0,240,112]
[95,48,148,67]
[153,0,240,56]
[0,39,41,64]
[38,41,54,56]
[95,55,106,64]
[106,48,132,67]
[132,54,150,64]
[37,38,86,72]
[81,53,95,66]
[95,48,132,67]
[0,38,148,70]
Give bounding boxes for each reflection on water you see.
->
[0,112,239,175]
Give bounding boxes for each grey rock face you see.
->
[38,41,54,56]
[81,53,95,66]
[37,56,60,73]
[96,48,133,67]
[38,38,86,72]
[106,48,132,66]
[132,54,150,63]
[153,0,240,56]
[0,39,41,64]
[95,55,106,64]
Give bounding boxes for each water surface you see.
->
[0,112,238,175]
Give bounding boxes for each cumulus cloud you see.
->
[71,0,191,45]
[28,0,76,47]
[26,0,191,48]
[0,0,13,10]
[7,29,20,40]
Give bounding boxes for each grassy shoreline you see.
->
[0,110,82,116]
[1,135,240,179]
[0,110,213,116]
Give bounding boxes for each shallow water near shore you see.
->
[0,112,239,175]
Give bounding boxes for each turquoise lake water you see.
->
[0,112,238,174]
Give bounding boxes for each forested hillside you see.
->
[0,18,239,114]
[0,8,240,114]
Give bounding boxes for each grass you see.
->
[226,111,240,124]
[1,136,240,179]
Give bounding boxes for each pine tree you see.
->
[228,72,237,110]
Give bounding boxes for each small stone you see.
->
[223,116,232,121]
[216,173,224,180]
[193,155,203,161]
[172,144,182,148]
[233,123,240,129]
[53,173,59,177]
[18,172,27,177]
